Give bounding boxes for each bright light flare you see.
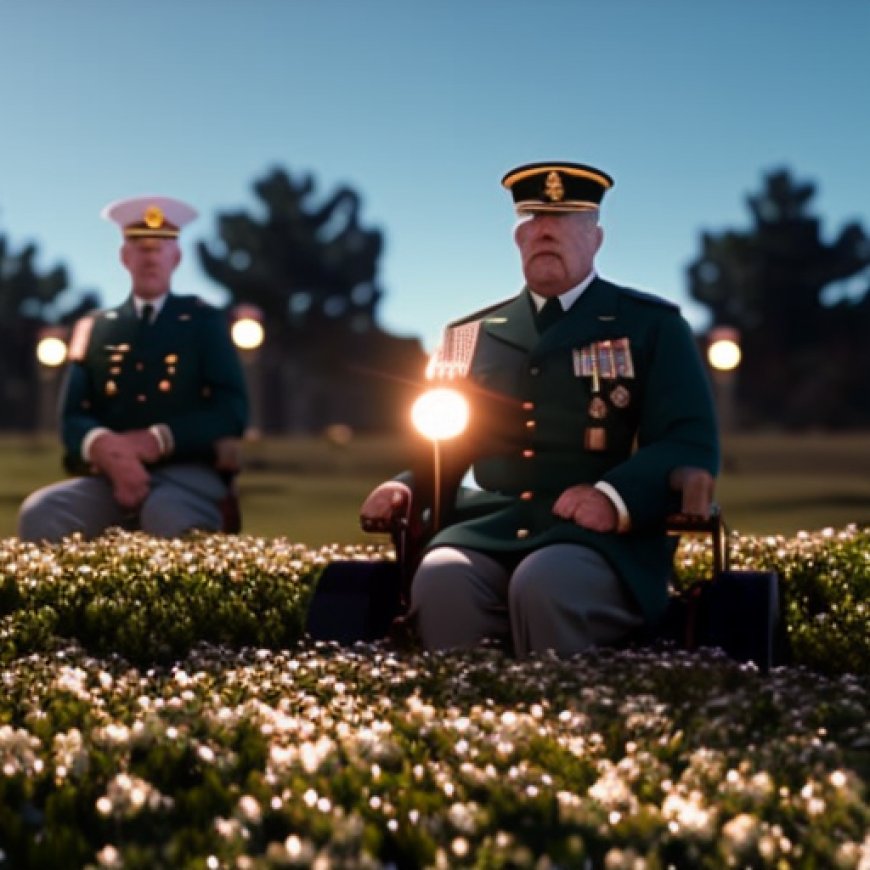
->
[36,336,68,367]
[231,318,265,350]
[411,388,470,441]
[707,338,741,372]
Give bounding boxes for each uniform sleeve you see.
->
[60,362,104,467]
[160,308,250,457]
[600,312,720,529]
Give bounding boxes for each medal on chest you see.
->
[573,338,635,451]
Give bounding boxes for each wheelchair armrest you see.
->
[214,437,243,475]
[667,466,715,520]
[665,466,728,574]
[214,438,243,534]
[360,497,425,610]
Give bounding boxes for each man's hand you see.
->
[117,429,163,464]
[88,432,151,510]
[105,454,151,510]
[359,481,412,532]
[553,484,618,533]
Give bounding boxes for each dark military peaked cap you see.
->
[101,195,198,239]
[501,162,614,214]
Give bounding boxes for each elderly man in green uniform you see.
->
[361,161,720,657]
[18,195,249,542]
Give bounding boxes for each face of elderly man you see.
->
[514,211,604,297]
[121,236,182,301]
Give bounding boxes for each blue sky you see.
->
[2,0,868,351]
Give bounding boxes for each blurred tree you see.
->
[0,232,98,430]
[198,168,426,433]
[688,168,870,428]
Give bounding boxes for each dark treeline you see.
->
[2,165,868,432]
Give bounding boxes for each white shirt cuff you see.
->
[594,481,631,533]
[81,427,112,463]
[148,424,174,457]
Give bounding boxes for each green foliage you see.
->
[0,643,866,868]
[687,168,870,429]
[0,531,329,666]
[199,167,385,341]
[0,233,98,431]
[0,526,865,867]
[674,524,869,675]
[196,168,426,434]
[0,525,865,675]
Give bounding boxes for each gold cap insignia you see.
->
[544,171,565,202]
[143,206,165,229]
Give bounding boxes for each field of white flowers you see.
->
[0,527,867,868]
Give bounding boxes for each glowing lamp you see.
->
[707,327,741,372]
[411,387,470,441]
[231,318,265,350]
[36,335,68,367]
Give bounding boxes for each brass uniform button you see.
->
[522,401,535,411]
[522,449,535,458]
[159,380,171,392]
[520,491,534,501]
[516,528,530,540]
[525,420,536,429]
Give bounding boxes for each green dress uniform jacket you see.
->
[61,294,249,471]
[426,277,720,626]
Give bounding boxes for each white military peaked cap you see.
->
[101,195,198,239]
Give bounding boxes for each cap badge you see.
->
[544,171,565,202]
[143,205,165,229]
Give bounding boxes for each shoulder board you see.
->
[446,295,516,329]
[618,286,680,311]
[172,296,222,323]
[67,315,96,362]
[427,295,515,379]
[173,294,211,310]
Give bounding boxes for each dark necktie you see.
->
[536,297,564,332]
[141,304,154,326]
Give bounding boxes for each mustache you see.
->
[526,245,562,258]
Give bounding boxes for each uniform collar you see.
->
[131,292,170,320]
[528,270,597,313]
[480,276,618,353]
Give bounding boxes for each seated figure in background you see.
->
[19,195,249,542]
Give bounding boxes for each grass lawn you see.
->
[0,431,867,543]
[715,431,870,535]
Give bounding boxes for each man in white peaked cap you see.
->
[18,195,249,542]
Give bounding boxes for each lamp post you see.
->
[230,304,265,438]
[35,326,68,437]
[707,326,741,436]
[410,386,470,533]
